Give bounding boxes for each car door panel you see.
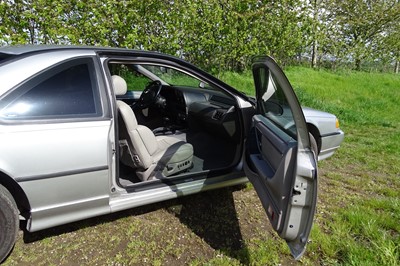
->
[255,116,295,171]
[0,120,112,232]
[244,56,317,259]
[245,116,297,233]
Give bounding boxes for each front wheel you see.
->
[0,185,19,263]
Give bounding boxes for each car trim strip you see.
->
[320,131,342,138]
[15,166,109,182]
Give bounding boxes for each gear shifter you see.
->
[163,117,176,134]
[153,117,174,135]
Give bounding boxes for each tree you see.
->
[380,22,400,73]
[1,0,399,72]
[327,0,400,70]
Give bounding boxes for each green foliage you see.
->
[324,0,400,70]
[1,0,399,72]
[0,0,308,71]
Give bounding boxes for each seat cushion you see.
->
[155,136,193,176]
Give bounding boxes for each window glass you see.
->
[142,65,201,87]
[109,64,151,91]
[0,60,101,119]
[258,68,297,139]
[109,63,214,91]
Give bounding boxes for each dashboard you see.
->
[118,85,242,142]
[160,86,241,142]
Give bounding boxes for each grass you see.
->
[4,67,400,265]
[221,67,400,265]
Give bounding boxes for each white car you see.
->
[0,46,324,262]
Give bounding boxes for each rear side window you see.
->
[0,58,102,120]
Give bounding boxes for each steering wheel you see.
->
[134,80,162,109]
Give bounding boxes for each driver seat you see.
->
[113,75,194,181]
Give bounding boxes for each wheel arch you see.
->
[0,172,31,219]
[307,123,321,154]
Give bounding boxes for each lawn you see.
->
[3,67,399,265]
[221,67,400,265]
[288,67,400,266]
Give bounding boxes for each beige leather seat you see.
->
[113,75,193,181]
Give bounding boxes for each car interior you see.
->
[108,62,244,186]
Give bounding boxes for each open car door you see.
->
[244,56,318,259]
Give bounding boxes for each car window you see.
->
[109,63,213,91]
[0,59,102,120]
[257,67,297,139]
[109,64,151,91]
[142,65,201,87]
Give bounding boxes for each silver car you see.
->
[302,107,344,161]
[0,46,339,262]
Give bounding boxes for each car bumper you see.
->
[318,130,345,161]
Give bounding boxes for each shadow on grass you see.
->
[21,186,249,264]
[166,186,250,264]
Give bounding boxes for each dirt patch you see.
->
[4,184,303,265]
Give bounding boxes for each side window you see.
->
[142,65,201,87]
[0,59,102,120]
[256,67,297,139]
[109,64,151,91]
[108,63,213,91]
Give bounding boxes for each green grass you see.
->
[222,67,400,127]
[221,67,400,265]
[285,67,400,128]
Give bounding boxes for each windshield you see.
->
[141,65,202,87]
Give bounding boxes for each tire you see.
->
[0,185,19,263]
[309,133,318,160]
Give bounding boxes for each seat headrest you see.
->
[112,75,127,96]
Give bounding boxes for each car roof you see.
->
[0,45,184,69]
[0,45,156,56]
[0,45,251,101]
[0,45,203,70]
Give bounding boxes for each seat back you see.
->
[113,75,158,170]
